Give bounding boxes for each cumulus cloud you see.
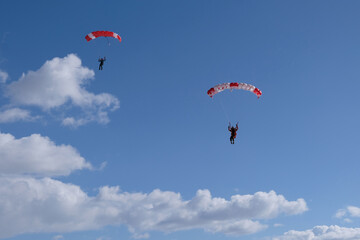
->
[0,132,92,177]
[0,178,307,239]
[0,108,35,123]
[0,70,8,83]
[273,225,360,240]
[4,54,119,126]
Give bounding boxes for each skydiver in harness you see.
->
[98,57,106,70]
[228,122,239,144]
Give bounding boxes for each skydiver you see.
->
[98,57,106,70]
[228,122,238,144]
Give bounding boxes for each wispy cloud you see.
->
[131,232,150,239]
[52,235,64,240]
[335,208,347,218]
[274,223,284,227]
[0,108,36,123]
[0,70,8,83]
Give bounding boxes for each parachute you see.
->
[85,31,122,42]
[207,82,262,98]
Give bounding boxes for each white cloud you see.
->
[0,178,307,239]
[0,132,92,177]
[347,206,360,217]
[0,177,93,238]
[0,108,35,123]
[273,225,360,240]
[98,187,307,237]
[7,54,92,109]
[4,54,119,126]
[335,206,360,221]
[0,70,8,83]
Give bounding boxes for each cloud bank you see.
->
[3,54,119,126]
[0,131,308,239]
[0,177,307,239]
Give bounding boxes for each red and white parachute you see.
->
[85,31,122,42]
[207,82,262,98]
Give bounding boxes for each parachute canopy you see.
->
[85,31,122,42]
[207,82,262,98]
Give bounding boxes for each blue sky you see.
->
[1,0,360,239]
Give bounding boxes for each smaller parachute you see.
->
[207,82,262,98]
[85,31,122,42]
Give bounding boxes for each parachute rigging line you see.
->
[214,97,230,122]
